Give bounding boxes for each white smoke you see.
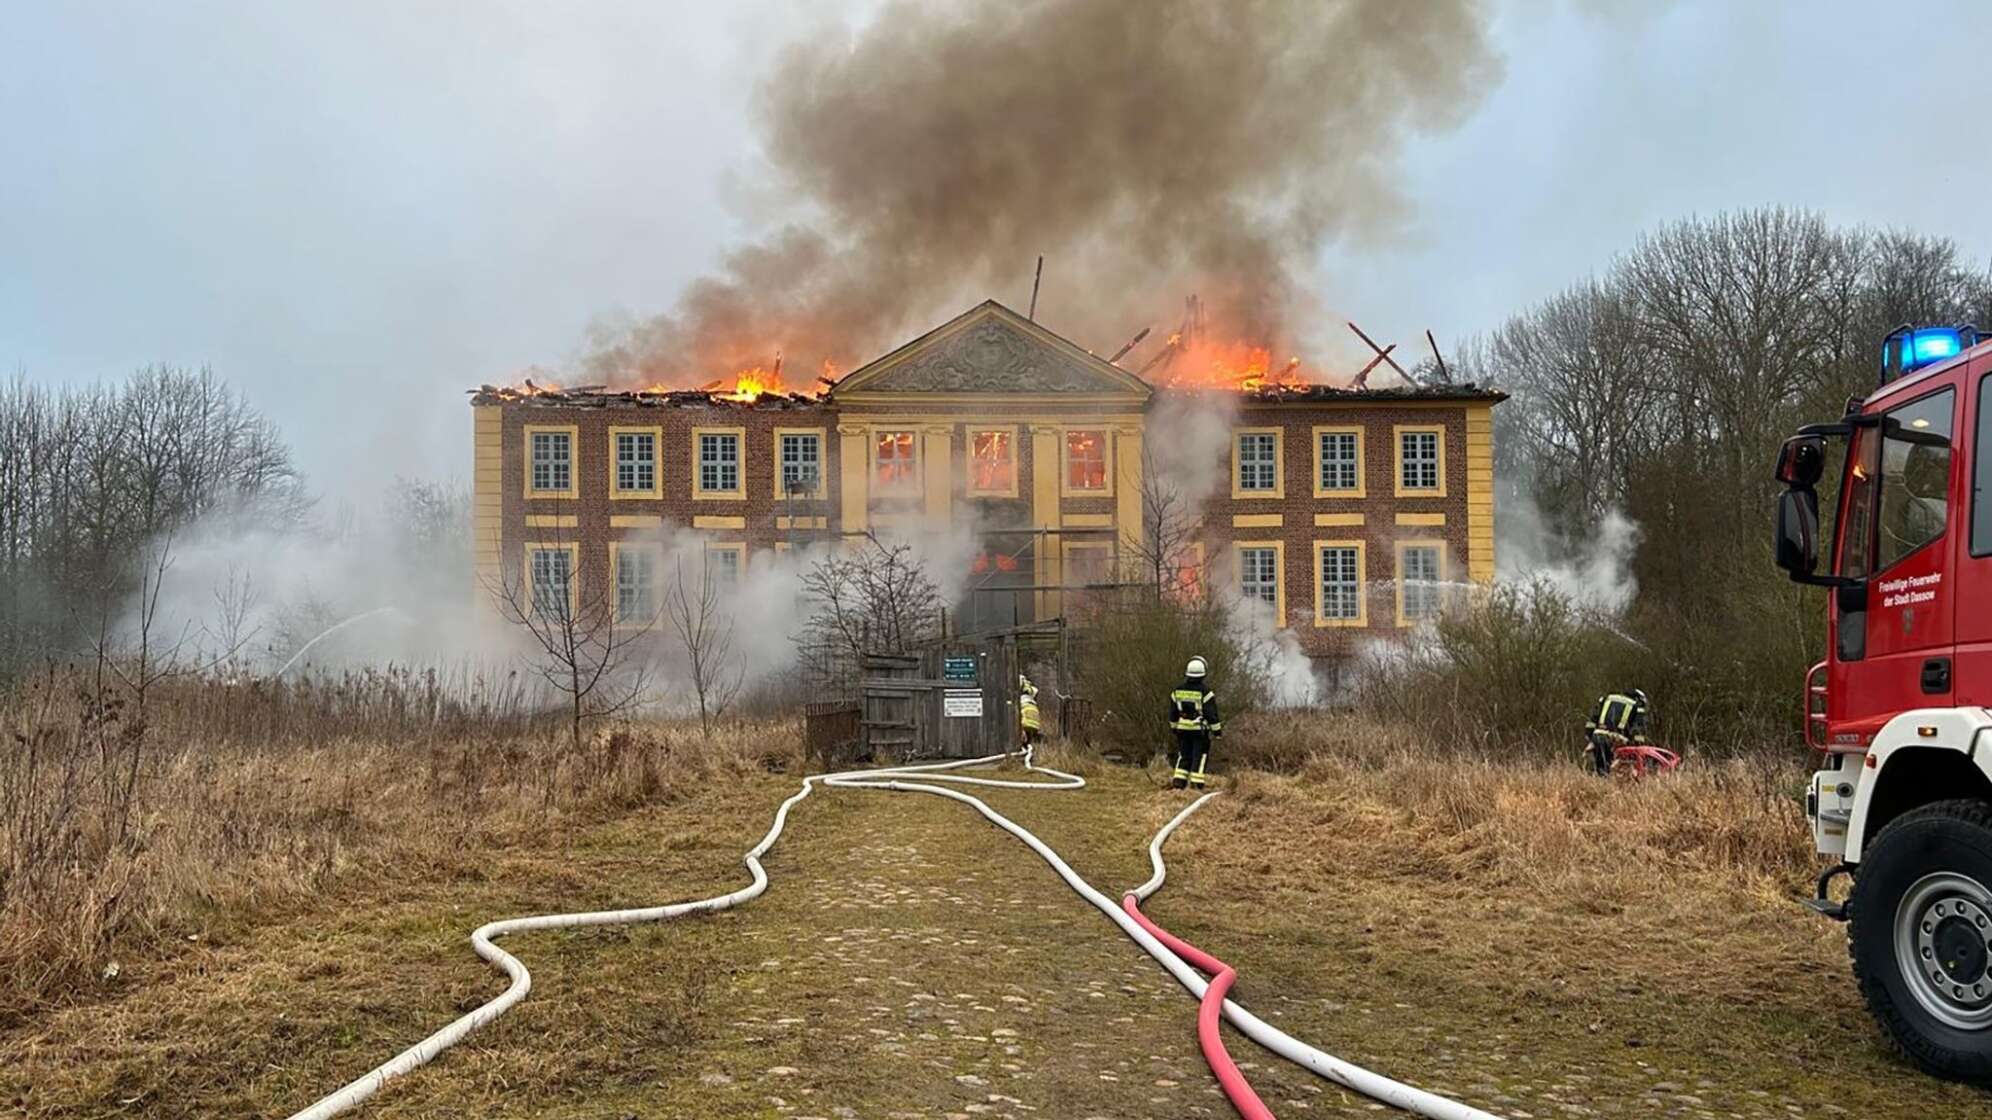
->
[1495,487,1640,612]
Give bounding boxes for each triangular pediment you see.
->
[832,301,1152,400]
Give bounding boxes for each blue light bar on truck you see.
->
[1881,324,1979,384]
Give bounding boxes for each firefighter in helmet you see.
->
[1018,674,1043,748]
[1165,656,1222,790]
[1584,687,1650,775]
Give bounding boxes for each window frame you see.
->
[1312,424,1366,498]
[1976,373,1992,558]
[522,541,579,619]
[1393,424,1447,497]
[773,426,827,500]
[607,425,662,500]
[1060,427,1114,498]
[1870,386,1957,573]
[704,540,747,591]
[1394,539,1447,627]
[1232,539,1286,626]
[869,428,923,497]
[1060,538,1116,588]
[522,424,579,499]
[608,540,661,628]
[691,426,746,500]
[1313,539,1367,627]
[1231,427,1285,499]
[966,425,1021,498]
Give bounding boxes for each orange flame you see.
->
[1151,336,1309,392]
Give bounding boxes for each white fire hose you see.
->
[286,752,1499,1120]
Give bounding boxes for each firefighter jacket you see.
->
[1019,691,1041,732]
[1586,693,1648,742]
[1166,680,1222,735]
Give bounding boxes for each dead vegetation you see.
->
[0,665,797,1026]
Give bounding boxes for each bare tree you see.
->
[663,555,743,738]
[797,532,944,692]
[487,537,652,754]
[1119,440,1207,598]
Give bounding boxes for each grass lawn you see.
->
[4,751,1985,1119]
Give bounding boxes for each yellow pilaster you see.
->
[472,405,502,609]
[1465,405,1495,583]
[1114,423,1143,566]
[923,424,953,524]
[838,423,870,536]
[1030,424,1061,618]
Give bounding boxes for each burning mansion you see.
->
[470,300,1503,658]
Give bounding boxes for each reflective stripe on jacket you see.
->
[1588,693,1644,739]
[1019,695,1041,731]
[1167,685,1221,733]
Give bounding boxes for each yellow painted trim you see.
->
[1231,539,1287,630]
[837,423,869,533]
[1030,425,1061,617]
[522,541,580,617]
[472,407,503,606]
[607,425,663,500]
[923,425,952,522]
[829,302,1156,400]
[772,426,828,499]
[868,425,924,500]
[1392,424,1448,498]
[1394,538,1448,628]
[1059,425,1115,498]
[1310,424,1366,499]
[1230,426,1285,500]
[1313,512,1365,527]
[524,514,578,528]
[1312,539,1368,628]
[1465,403,1495,583]
[1232,512,1284,529]
[691,426,747,500]
[607,540,662,630]
[1114,423,1144,556]
[824,411,1146,427]
[964,424,1021,498]
[1063,512,1114,528]
[522,423,579,499]
[693,514,746,530]
[1395,512,1447,527]
[611,514,663,529]
[776,515,829,530]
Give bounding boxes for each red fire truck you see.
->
[1774,324,1992,1080]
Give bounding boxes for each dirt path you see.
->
[3,761,1984,1118]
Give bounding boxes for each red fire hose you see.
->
[1121,892,1277,1120]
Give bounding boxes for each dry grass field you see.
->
[3,689,1986,1118]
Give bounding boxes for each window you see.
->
[873,430,919,495]
[527,545,574,620]
[1977,376,1992,556]
[1873,388,1955,570]
[525,427,575,496]
[1064,429,1109,494]
[1233,430,1281,497]
[1063,541,1114,587]
[1315,427,1363,496]
[1316,542,1364,625]
[695,429,742,496]
[611,428,657,497]
[777,430,823,497]
[612,544,657,624]
[1396,426,1444,495]
[1398,542,1444,625]
[706,543,744,591]
[969,428,1017,496]
[1237,545,1280,610]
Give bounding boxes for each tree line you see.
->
[1457,207,1992,746]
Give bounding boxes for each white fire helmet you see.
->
[1185,656,1208,679]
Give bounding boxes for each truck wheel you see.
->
[1849,799,1992,1083]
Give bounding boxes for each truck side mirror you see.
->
[1774,488,1820,579]
[1774,435,1826,487]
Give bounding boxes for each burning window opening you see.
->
[1064,430,1107,492]
[874,430,919,494]
[969,429,1016,494]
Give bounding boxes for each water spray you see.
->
[275,607,406,678]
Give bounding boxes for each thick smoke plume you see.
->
[586,0,1499,386]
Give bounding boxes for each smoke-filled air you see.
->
[583,0,1499,392]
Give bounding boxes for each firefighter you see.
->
[1018,674,1043,748]
[1165,656,1222,790]
[1584,688,1650,776]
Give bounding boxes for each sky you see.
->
[7,0,1992,499]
